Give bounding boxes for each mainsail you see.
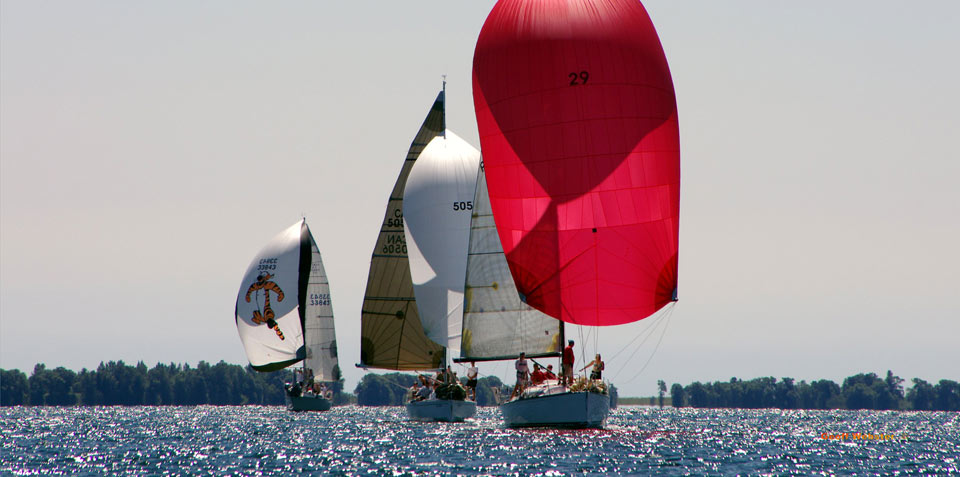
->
[303,236,340,382]
[459,164,563,362]
[403,130,481,352]
[472,0,681,326]
[359,92,445,370]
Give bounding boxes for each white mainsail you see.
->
[303,236,339,382]
[403,130,481,353]
[459,166,563,361]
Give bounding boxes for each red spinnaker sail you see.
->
[472,0,679,326]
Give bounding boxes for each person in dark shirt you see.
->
[580,353,605,380]
[545,364,558,380]
[561,340,575,387]
[530,363,546,385]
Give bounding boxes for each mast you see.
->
[441,75,446,138]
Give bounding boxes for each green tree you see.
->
[1,369,29,405]
[934,379,960,411]
[475,376,506,406]
[657,380,667,408]
[670,383,685,407]
[45,367,78,405]
[28,364,52,405]
[355,374,396,405]
[907,378,935,410]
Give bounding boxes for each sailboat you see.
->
[457,165,601,427]
[358,89,477,422]
[403,127,481,420]
[470,0,681,427]
[234,219,341,412]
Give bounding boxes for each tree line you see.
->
[1,361,351,407]
[669,371,959,411]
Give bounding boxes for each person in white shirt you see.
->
[511,353,530,399]
[466,362,479,401]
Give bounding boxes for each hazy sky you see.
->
[2,1,958,397]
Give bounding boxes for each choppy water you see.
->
[1,405,957,475]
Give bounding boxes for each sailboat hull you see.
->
[288,395,332,412]
[406,399,477,422]
[500,391,610,428]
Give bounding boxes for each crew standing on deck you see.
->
[511,352,530,399]
[561,340,575,387]
[466,361,479,401]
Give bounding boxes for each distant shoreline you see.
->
[3,364,958,411]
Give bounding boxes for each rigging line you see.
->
[619,305,675,385]
[607,306,667,363]
[609,306,671,381]
[577,325,585,367]
[593,319,599,360]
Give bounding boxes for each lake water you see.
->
[2,405,957,475]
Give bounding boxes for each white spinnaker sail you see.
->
[403,130,481,352]
[235,221,306,371]
[460,167,563,361]
[304,235,339,382]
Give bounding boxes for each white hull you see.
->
[501,391,610,428]
[406,399,477,422]
[288,395,332,412]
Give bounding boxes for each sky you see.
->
[2,1,958,397]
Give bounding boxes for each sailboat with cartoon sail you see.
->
[470,0,681,427]
[235,219,340,412]
[357,87,478,422]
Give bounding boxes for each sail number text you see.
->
[453,201,473,211]
[257,258,278,271]
[386,209,404,228]
[569,71,589,85]
[382,233,407,254]
[309,293,331,306]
